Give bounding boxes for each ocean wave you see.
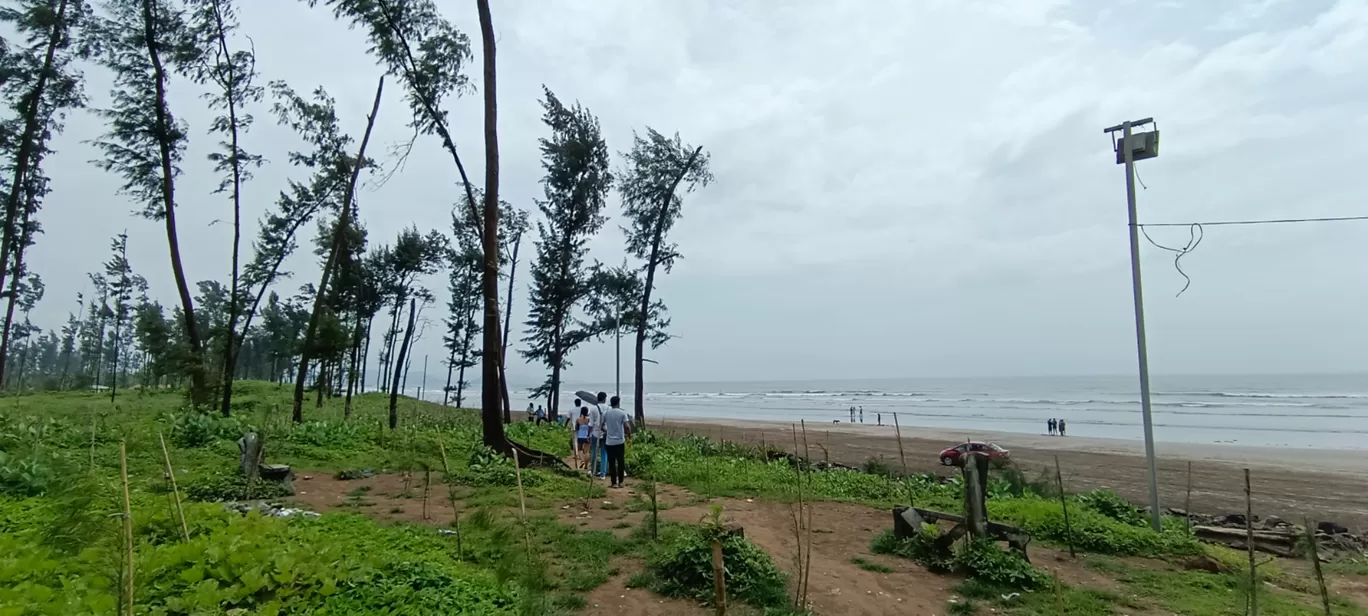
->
[1185,391,1368,400]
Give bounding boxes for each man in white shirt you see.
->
[601,395,633,488]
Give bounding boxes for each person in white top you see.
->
[601,395,633,488]
[587,394,605,478]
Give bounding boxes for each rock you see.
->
[1318,521,1350,535]
[1262,515,1286,530]
[1219,514,1247,527]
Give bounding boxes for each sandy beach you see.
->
[658,417,1368,530]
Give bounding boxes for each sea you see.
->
[420,374,1368,450]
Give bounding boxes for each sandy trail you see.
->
[660,418,1368,530]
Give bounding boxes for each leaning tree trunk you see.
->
[0,0,68,388]
[499,230,521,424]
[142,0,210,405]
[292,76,384,423]
[387,298,416,430]
[633,146,704,426]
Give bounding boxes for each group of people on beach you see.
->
[847,406,887,426]
[1047,417,1068,436]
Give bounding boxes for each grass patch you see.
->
[849,557,893,573]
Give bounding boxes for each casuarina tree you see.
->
[92,0,217,404]
[289,75,383,423]
[617,129,711,424]
[0,0,89,387]
[181,0,263,416]
[521,86,612,420]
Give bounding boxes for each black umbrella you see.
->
[575,390,599,406]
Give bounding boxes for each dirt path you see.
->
[663,420,1368,530]
[288,471,1148,615]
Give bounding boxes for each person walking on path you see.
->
[602,395,633,488]
[593,392,610,476]
[574,407,592,469]
[587,398,604,478]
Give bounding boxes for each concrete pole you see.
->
[1121,119,1163,531]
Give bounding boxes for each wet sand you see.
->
[658,417,1368,530]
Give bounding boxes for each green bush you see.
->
[183,472,292,502]
[1075,489,1145,527]
[640,522,788,609]
[457,446,540,487]
[0,505,521,615]
[169,412,246,448]
[871,529,1048,590]
[989,497,1197,557]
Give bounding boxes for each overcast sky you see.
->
[26,0,1368,386]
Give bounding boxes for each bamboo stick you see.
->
[158,432,189,541]
[119,440,134,616]
[1245,469,1258,616]
[1055,456,1075,557]
[799,420,814,608]
[712,536,728,616]
[1185,461,1193,533]
[437,440,463,560]
[1304,518,1331,616]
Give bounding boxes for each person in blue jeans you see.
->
[594,392,609,476]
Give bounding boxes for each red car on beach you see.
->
[939,442,1010,467]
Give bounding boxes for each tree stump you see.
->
[963,452,989,539]
[237,433,262,479]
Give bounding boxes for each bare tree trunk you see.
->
[500,230,521,423]
[388,298,416,430]
[476,0,509,452]
[344,311,362,418]
[142,0,210,405]
[442,346,455,406]
[633,146,703,426]
[292,76,384,422]
[0,0,69,387]
[212,0,248,418]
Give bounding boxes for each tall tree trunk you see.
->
[632,146,703,426]
[213,0,248,417]
[475,0,509,452]
[345,311,362,418]
[141,0,210,405]
[292,76,384,423]
[499,230,521,424]
[388,298,416,430]
[0,0,69,388]
[0,182,38,392]
[360,315,373,393]
[442,346,455,406]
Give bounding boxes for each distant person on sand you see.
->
[859,407,864,423]
[1058,419,1067,436]
[877,412,882,426]
[602,395,633,488]
[850,406,855,422]
[1048,418,1056,435]
[574,407,592,469]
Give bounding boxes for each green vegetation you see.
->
[630,515,789,610]
[849,557,893,573]
[4,386,1366,616]
[0,384,609,614]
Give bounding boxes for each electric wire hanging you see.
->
[1137,222,1202,297]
